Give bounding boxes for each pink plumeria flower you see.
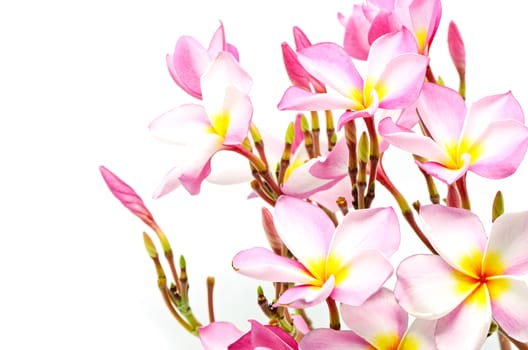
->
[340,0,442,59]
[233,196,399,308]
[395,205,528,349]
[166,22,239,99]
[149,52,253,196]
[278,29,428,129]
[199,320,298,350]
[379,83,528,184]
[300,288,436,350]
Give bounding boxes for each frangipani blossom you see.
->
[278,29,428,129]
[233,196,399,308]
[379,83,528,184]
[395,205,528,349]
[300,288,436,350]
[199,320,298,350]
[150,52,253,196]
[167,22,239,99]
[340,0,442,59]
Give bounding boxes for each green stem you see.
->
[377,159,437,254]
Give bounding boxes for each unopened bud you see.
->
[261,207,283,255]
[358,132,369,164]
[448,21,466,76]
[492,191,504,222]
[143,232,158,258]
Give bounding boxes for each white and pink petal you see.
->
[419,205,487,277]
[395,254,477,319]
[232,247,317,284]
[277,276,335,308]
[489,277,528,342]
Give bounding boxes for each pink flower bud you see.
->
[448,21,466,76]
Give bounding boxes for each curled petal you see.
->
[232,247,317,284]
[419,205,487,277]
[395,254,477,319]
[207,22,226,57]
[277,276,335,308]
[281,42,312,90]
[486,211,528,276]
[168,36,211,99]
[220,86,253,145]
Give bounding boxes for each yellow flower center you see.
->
[209,111,230,139]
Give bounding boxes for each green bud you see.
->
[492,191,504,222]
[143,232,158,258]
[285,122,294,145]
[358,132,369,163]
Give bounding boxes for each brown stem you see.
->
[206,277,215,323]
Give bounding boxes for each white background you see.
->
[1,0,527,349]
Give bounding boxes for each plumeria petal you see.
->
[274,196,334,274]
[463,91,525,142]
[486,211,528,275]
[468,120,528,179]
[152,165,183,199]
[206,22,226,57]
[343,4,372,60]
[330,207,400,258]
[299,329,371,350]
[340,288,407,347]
[229,320,298,350]
[281,42,312,91]
[167,36,210,99]
[378,117,450,162]
[309,137,348,180]
[416,83,466,145]
[297,42,363,96]
[220,86,253,145]
[177,133,223,195]
[419,205,487,277]
[281,158,341,199]
[232,247,317,284]
[199,322,244,350]
[366,28,418,84]
[278,86,357,111]
[201,52,252,118]
[277,275,335,308]
[309,177,353,213]
[434,284,492,350]
[400,318,437,350]
[395,254,478,319]
[408,0,442,54]
[149,104,210,144]
[376,53,428,109]
[416,156,470,185]
[330,250,393,306]
[489,277,528,342]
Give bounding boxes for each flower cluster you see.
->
[100,0,528,349]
